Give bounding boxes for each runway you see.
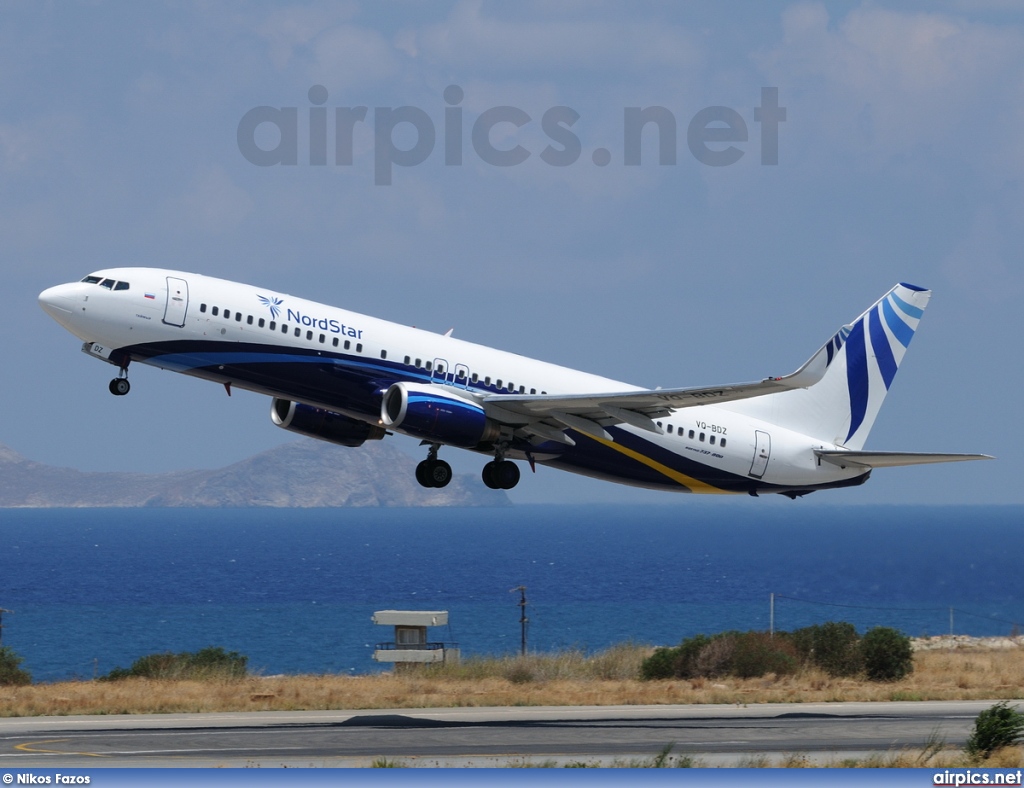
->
[0,700,995,767]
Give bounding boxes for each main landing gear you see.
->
[108,368,131,396]
[482,442,520,490]
[416,443,453,489]
[482,459,519,490]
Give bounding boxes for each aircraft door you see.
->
[431,358,449,384]
[749,430,771,478]
[163,277,189,327]
[453,363,471,389]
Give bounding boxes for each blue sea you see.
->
[1,504,1022,683]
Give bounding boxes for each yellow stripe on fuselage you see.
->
[587,433,737,495]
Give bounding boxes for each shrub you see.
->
[640,634,715,681]
[641,632,798,680]
[692,635,736,678]
[0,646,31,686]
[103,646,247,681]
[727,631,799,679]
[965,702,1024,759]
[860,627,913,681]
[790,622,863,677]
[640,646,682,680]
[671,634,715,679]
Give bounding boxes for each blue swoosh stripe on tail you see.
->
[890,290,924,319]
[882,295,915,348]
[869,305,898,390]
[845,318,869,442]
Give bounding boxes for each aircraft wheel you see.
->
[109,378,130,396]
[481,461,500,489]
[429,460,452,488]
[494,460,520,490]
[415,460,435,488]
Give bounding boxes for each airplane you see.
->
[38,270,990,498]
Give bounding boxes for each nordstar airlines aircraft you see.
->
[39,270,990,497]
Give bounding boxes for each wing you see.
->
[815,450,994,469]
[481,342,831,445]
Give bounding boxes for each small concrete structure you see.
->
[372,610,459,665]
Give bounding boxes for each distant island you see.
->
[0,440,508,508]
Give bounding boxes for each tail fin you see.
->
[725,283,930,449]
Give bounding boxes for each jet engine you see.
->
[271,398,385,448]
[381,382,500,448]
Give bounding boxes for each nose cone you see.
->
[39,284,77,327]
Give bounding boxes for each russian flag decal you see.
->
[144,293,156,299]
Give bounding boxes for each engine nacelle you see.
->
[271,399,385,448]
[381,382,500,448]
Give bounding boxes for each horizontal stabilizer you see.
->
[815,450,994,469]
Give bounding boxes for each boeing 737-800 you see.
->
[38,270,989,497]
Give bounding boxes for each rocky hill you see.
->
[0,440,508,508]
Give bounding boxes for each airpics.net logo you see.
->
[237,85,786,185]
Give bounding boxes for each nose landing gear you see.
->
[108,368,131,396]
[415,443,453,488]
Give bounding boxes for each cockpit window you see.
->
[81,276,102,284]
[114,281,129,291]
[99,279,115,289]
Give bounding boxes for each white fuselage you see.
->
[39,267,868,496]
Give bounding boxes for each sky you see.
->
[2,1,1021,505]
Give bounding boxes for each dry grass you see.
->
[2,645,1022,718]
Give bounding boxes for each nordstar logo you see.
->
[258,294,283,319]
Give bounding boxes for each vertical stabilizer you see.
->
[725,283,930,449]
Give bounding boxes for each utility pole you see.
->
[770,593,775,638]
[511,586,528,656]
[0,609,11,647]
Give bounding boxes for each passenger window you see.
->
[530,388,536,395]
[437,364,445,373]
[425,361,432,371]
[720,438,727,448]
[236,313,243,322]
[212,306,219,316]
[247,315,253,325]
[699,433,705,442]
[404,356,411,365]
[282,324,288,333]
[667,425,674,434]
[305,330,312,339]
[689,429,695,439]
[709,435,716,445]
[269,321,276,330]
[258,318,265,328]
[356,343,362,353]
[224,309,231,319]
[519,385,525,393]
[295,328,301,337]
[319,334,325,343]
[484,376,491,385]
[332,337,339,347]
[496,379,502,388]
[200,304,207,313]
[381,350,387,359]
[100,279,114,289]
[114,281,129,291]
[415,358,422,368]
[472,373,479,383]
[344,340,351,350]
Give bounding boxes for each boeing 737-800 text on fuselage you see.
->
[39,270,989,496]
